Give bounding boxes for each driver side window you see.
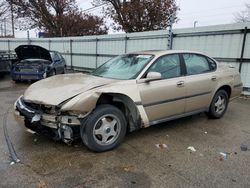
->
[148,54,181,79]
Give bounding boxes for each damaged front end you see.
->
[14,96,83,144]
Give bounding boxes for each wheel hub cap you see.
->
[215,95,226,114]
[105,127,111,134]
[93,115,121,146]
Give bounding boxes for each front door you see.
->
[138,54,186,124]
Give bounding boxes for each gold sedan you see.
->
[14,50,242,152]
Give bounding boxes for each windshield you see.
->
[92,54,153,80]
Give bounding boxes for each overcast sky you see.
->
[15,0,249,38]
[175,0,248,28]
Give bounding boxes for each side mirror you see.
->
[137,72,162,83]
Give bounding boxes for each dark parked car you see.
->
[11,45,66,81]
[0,51,16,77]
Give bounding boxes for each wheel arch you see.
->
[207,85,232,112]
[207,85,230,118]
[216,85,232,99]
[96,93,142,132]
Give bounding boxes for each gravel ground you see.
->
[0,74,250,188]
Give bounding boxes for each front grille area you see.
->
[23,100,58,114]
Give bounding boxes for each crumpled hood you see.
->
[23,73,117,106]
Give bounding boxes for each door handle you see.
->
[211,76,217,81]
[176,81,185,87]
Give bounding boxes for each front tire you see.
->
[207,90,229,119]
[62,66,66,74]
[50,69,56,76]
[12,77,20,83]
[80,104,127,152]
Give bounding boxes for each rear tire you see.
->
[80,104,127,152]
[207,90,229,119]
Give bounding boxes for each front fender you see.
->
[60,91,101,114]
[60,80,150,127]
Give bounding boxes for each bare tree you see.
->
[7,0,107,37]
[0,0,13,37]
[234,3,250,23]
[93,0,179,33]
[0,0,9,19]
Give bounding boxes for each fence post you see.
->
[167,14,175,50]
[239,27,248,72]
[167,31,173,50]
[48,40,51,50]
[95,38,98,68]
[124,36,128,53]
[70,39,73,70]
[27,30,31,45]
[7,39,10,53]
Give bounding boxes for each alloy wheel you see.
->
[93,114,121,146]
[214,95,226,114]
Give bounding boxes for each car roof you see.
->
[129,50,208,57]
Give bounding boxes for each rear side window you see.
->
[183,54,211,75]
[207,58,217,71]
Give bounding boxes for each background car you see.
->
[14,50,242,152]
[0,51,16,77]
[11,45,66,82]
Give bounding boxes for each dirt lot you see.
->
[0,74,250,188]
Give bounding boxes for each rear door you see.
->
[58,53,66,68]
[182,53,217,113]
[138,54,186,124]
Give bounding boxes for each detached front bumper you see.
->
[14,96,82,143]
